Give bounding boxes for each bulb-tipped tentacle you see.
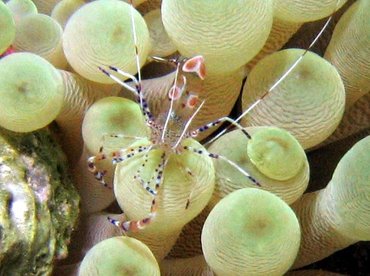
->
[50,0,84,29]
[6,0,38,24]
[13,13,67,69]
[324,0,370,108]
[78,236,160,275]
[0,52,64,132]
[161,0,273,75]
[202,188,301,275]
[205,9,338,145]
[63,0,150,83]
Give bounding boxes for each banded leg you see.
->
[102,133,145,140]
[153,152,167,194]
[97,65,154,122]
[135,151,167,195]
[194,117,252,144]
[87,133,146,187]
[112,145,151,164]
[88,144,150,188]
[183,145,260,187]
[133,148,159,196]
[108,152,167,233]
[98,65,138,96]
[101,133,146,150]
[87,150,110,188]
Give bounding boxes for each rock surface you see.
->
[0,127,79,275]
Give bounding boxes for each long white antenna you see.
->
[173,100,206,149]
[129,1,143,108]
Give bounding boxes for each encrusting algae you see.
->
[0,127,79,275]
[0,0,369,275]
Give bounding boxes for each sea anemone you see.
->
[1,0,369,274]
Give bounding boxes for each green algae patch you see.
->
[0,127,79,275]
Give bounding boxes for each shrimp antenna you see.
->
[205,0,340,146]
[98,65,139,96]
[129,0,144,108]
[161,63,181,142]
[173,100,206,149]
